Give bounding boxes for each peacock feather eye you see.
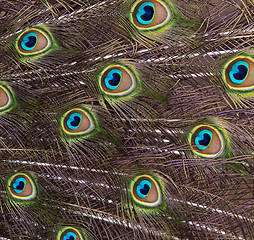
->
[61,108,95,136]
[8,173,37,200]
[99,65,137,97]
[57,227,85,240]
[0,84,15,113]
[131,175,162,207]
[130,0,172,30]
[15,27,53,56]
[224,56,254,91]
[188,125,226,158]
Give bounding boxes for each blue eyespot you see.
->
[136,2,155,25]
[8,173,37,200]
[131,175,162,207]
[0,84,14,113]
[63,232,77,240]
[105,69,122,90]
[20,32,38,51]
[13,177,26,194]
[131,0,172,31]
[229,61,249,84]
[136,180,152,198]
[195,129,212,150]
[99,65,138,97]
[62,108,96,137]
[66,113,82,130]
[57,226,85,240]
[189,125,226,158]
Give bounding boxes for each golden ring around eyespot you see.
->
[188,125,226,158]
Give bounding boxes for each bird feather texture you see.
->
[0,0,253,239]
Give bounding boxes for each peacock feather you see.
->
[0,0,253,239]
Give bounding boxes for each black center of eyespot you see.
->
[140,184,150,195]
[109,73,121,86]
[71,116,81,127]
[68,236,75,240]
[199,133,211,146]
[16,181,25,190]
[25,36,37,48]
[233,65,248,80]
[141,6,154,21]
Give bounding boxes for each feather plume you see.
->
[0,0,253,240]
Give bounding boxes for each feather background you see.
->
[0,0,253,239]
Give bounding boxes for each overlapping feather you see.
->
[0,0,253,240]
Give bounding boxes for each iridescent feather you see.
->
[0,0,253,240]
